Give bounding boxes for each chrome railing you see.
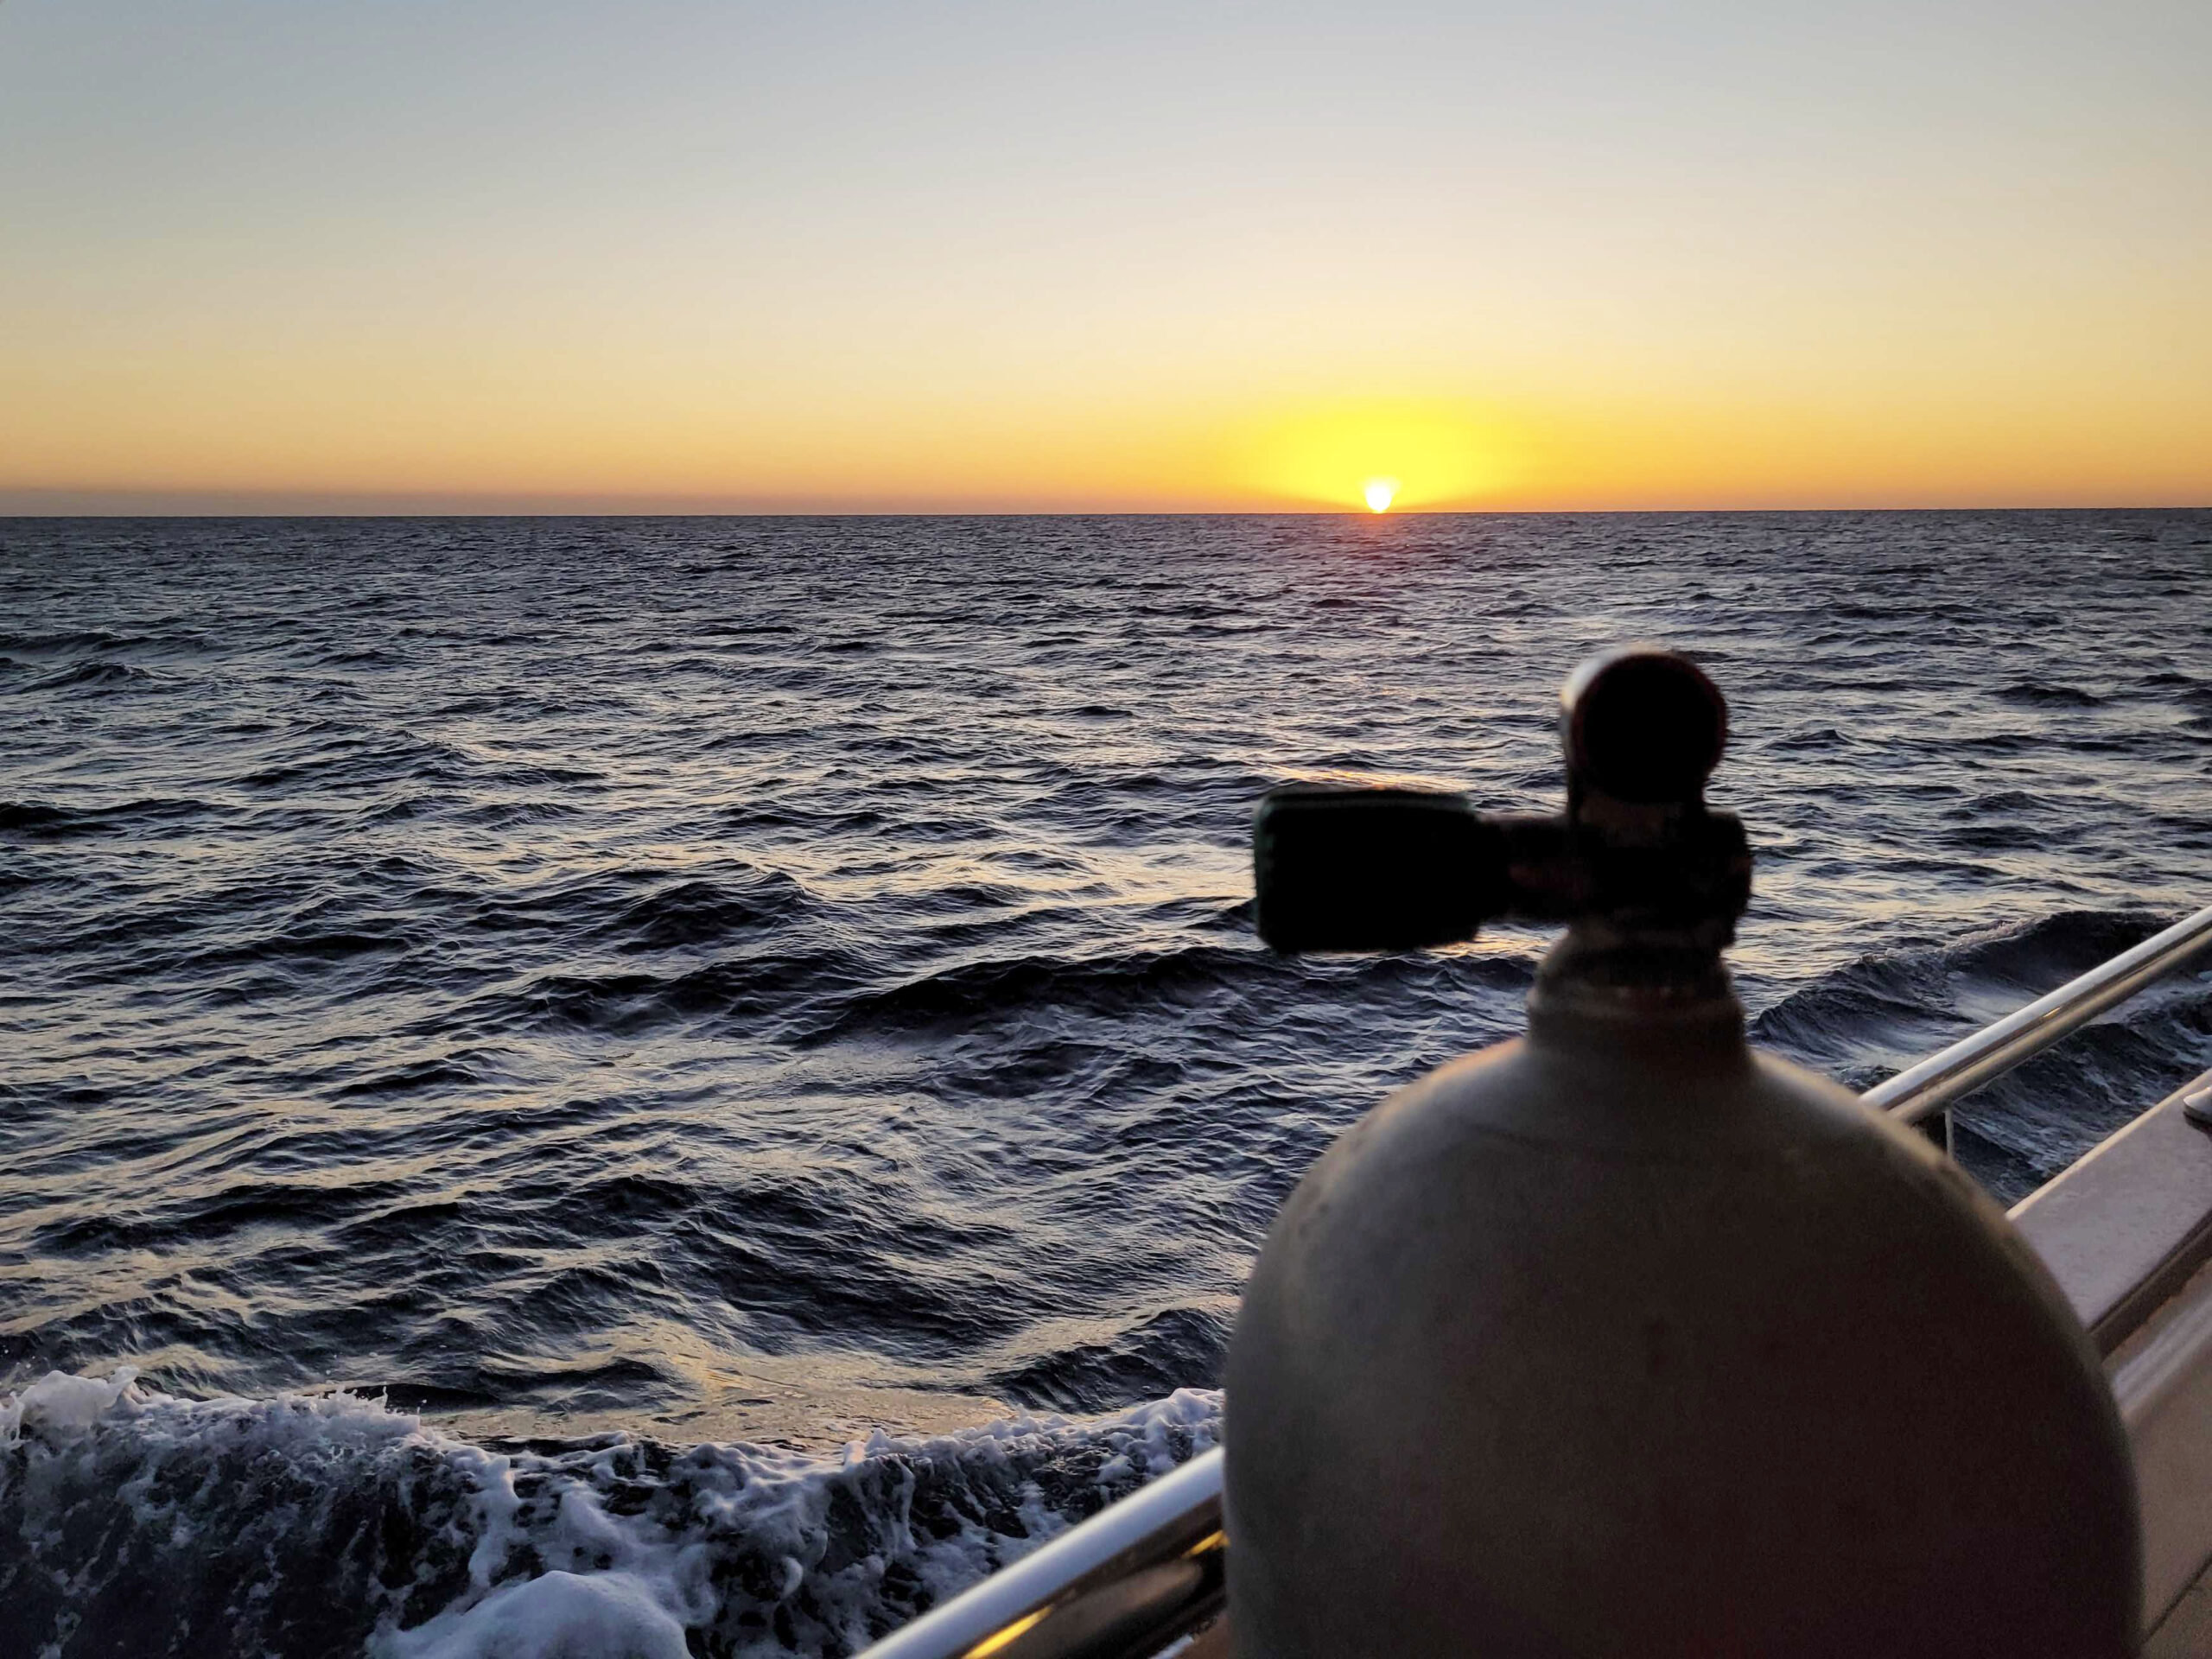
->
[857,904,2212,1659]
[856,1447,1224,1659]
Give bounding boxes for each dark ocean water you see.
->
[3,511,2209,1656]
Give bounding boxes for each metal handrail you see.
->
[859,903,2212,1659]
[1865,904,2212,1126]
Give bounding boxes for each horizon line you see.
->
[5,494,2209,520]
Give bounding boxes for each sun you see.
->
[1236,400,1513,510]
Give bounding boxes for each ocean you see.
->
[3,510,2209,1656]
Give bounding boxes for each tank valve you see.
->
[1254,647,1745,956]
[1225,646,2140,1659]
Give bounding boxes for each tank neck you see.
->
[1524,918,1747,1053]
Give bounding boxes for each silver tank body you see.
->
[1224,972,2139,1658]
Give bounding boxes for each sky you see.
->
[3,0,2208,513]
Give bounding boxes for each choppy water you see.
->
[4,511,2209,1656]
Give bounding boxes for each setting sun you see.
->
[1230,402,1516,512]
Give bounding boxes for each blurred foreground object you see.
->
[1229,646,2139,1657]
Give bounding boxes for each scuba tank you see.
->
[1224,647,2139,1657]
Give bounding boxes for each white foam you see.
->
[0,1366,141,1440]
[0,1369,1222,1658]
[380,1570,692,1659]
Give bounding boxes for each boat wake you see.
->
[0,1370,1219,1659]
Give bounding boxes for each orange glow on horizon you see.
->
[7,372,2209,513]
[3,312,2208,515]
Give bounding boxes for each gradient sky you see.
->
[3,1,2207,512]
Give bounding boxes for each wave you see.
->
[988,1305,1230,1414]
[1753,907,2183,1068]
[805,940,1535,1046]
[1994,681,2106,709]
[0,1370,1220,1659]
[11,658,157,693]
[595,872,825,954]
[1753,908,2212,1202]
[0,628,149,653]
[443,925,1535,1052]
[0,795,219,839]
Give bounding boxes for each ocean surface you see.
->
[3,510,2209,1656]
